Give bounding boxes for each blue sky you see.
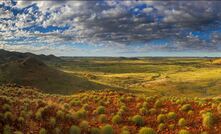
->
[1,0,221,57]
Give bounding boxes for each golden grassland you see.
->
[1,86,221,134]
[55,57,221,97]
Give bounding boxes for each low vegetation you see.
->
[0,85,221,133]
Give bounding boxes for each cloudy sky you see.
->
[1,0,221,56]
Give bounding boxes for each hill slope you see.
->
[0,55,109,94]
[0,49,61,64]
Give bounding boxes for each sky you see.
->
[1,0,221,57]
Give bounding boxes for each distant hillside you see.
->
[0,50,110,94]
[0,49,61,64]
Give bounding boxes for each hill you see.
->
[0,49,61,64]
[0,52,110,94]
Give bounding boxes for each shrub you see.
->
[101,124,114,134]
[49,117,56,127]
[132,115,144,126]
[154,100,162,108]
[178,129,190,134]
[14,131,23,134]
[178,118,186,127]
[3,125,11,134]
[39,128,47,134]
[168,124,175,130]
[90,127,100,134]
[187,110,193,115]
[180,104,192,112]
[69,125,81,134]
[79,120,89,130]
[82,104,89,110]
[4,112,13,122]
[167,112,176,120]
[158,123,166,131]
[138,127,156,134]
[53,127,61,134]
[96,106,105,114]
[75,109,87,119]
[64,103,70,109]
[202,112,214,128]
[56,110,65,120]
[70,100,81,106]
[112,114,121,124]
[157,114,166,123]
[139,107,148,115]
[149,108,156,115]
[3,104,11,111]
[65,113,74,121]
[99,114,107,123]
[17,116,25,124]
[35,108,44,120]
[121,130,130,134]
[120,126,130,134]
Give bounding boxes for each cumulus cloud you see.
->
[1,0,221,56]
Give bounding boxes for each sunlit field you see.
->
[56,57,221,97]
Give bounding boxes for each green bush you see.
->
[75,109,87,119]
[138,127,156,134]
[112,114,121,124]
[96,106,105,114]
[69,125,81,134]
[39,128,47,134]
[82,104,89,110]
[3,125,11,134]
[167,112,176,120]
[90,127,100,134]
[202,112,214,128]
[70,100,81,106]
[120,126,130,134]
[35,108,44,120]
[154,100,162,108]
[17,116,25,124]
[65,113,74,121]
[168,124,175,130]
[49,117,56,127]
[139,107,148,115]
[178,118,186,127]
[132,115,144,126]
[79,120,89,130]
[53,127,61,134]
[157,114,166,123]
[14,131,23,134]
[4,112,13,122]
[149,108,156,115]
[178,129,190,134]
[180,104,192,112]
[56,110,65,120]
[64,103,70,109]
[101,124,114,134]
[158,123,166,131]
[3,104,11,112]
[99,114,107,123]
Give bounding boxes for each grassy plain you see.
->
[53,57,221,97]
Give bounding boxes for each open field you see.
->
[52,57,221,97]
[1,85,221,134]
